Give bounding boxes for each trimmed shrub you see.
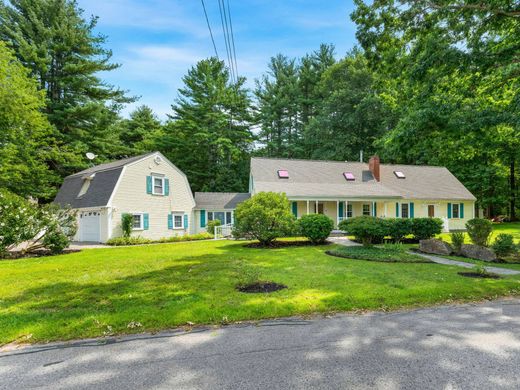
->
[385,218,412,243]
[121,213,134,238]
[233,192,296,246]
[411,218,443,240]
[298,214,334,244]
[465,218,493,246]
[450,231,465,254]
[491,234,516,258]
[338,216,387,246]
[106,236,152,246]
[206,219,221,235]
[106,232,214,246]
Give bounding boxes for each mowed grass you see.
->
[2,240,520,345]
[438,222,520,244]
[327,245,431,263]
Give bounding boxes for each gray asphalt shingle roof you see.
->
[250,157,476,200]
[194,192,250,209]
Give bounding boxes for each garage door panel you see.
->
[80,211,101,242]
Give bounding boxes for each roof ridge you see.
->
[68,152,157,177]
[195,192,250,195]
[251,157,367,164]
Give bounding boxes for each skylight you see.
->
[343,172,355,181]
[278,170,289,178]
[394,171,405,179]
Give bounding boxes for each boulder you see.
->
[460,244,497,262]
[419,239,453,255]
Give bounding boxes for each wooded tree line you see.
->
[0,0,518,218]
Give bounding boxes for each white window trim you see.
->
[401,203,410,219]
[152,176,165,196]
[362,203,371,216]
[452,203,460,219]
[347,203,353,218]
[172,212,184,229]
[132,213,144,230]
[207,210,233,225]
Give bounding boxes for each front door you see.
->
[428,205,435,218]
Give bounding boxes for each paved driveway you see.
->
[2,299,520,389]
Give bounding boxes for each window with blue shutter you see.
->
[373,202,377,217]
[146,176,152,194]
[459,203,464,219]
[143,213,149,230]
[395,202,399,217]
[183,214,188,229]
[200,210,206,228]
[410,202,414,218]
[164,178,170,196]
[447,203,452,219]
[168,214,173,229]
[291,201,298,218]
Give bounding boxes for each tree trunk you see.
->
[511,158,517,221]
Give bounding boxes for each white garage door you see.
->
[79,211,101,242]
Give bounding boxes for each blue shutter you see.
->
[200,210,206,228]
[167,214,173,229]
[143,213,149,230]
[291,201,298,218]
[447,203,452,219]
[164,178,170,196]
[395,203,399,217]
[410,202,414,218]
[183,214,188,229]
[373,202,377,217]
[460,203,464,219]
[146,176,152,194]
[338,202,344,218]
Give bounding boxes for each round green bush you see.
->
[338,216,387,246]
[491,234,515,258]
[298,214,334,244]
[465,218,493,246]
[206,219,221,235]
[233,192,296,246]
[385,218,412,243]
[411,218,443,240]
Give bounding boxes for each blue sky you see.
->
[78,1,359,119]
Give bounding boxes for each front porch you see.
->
[290,199,398,228]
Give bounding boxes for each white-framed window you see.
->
[207,211,233,225]
[347,203,353,218]
[401,203,409,218]
[362,204,371,216]
[152,176,165,195]
[172,213,183,229]
[132,213,144,230]
[452,203,460,219]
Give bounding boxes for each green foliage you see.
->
[466,218,493,246]
[106,233,213,246]
[118,105,162,151]
[121,214,134,238]
[492,234,516,258]
[327,245,431,263]
[450,232,466,254]
[156,57,253,192]
[411,218,443,240]
[233,192,296,246]
[385,218,412,243]
[38,204,77,254]
[298,214,334,244]
[339,216,387,246]
[0,42,60,199]
[235,261,262,288]
[206,219,222,235]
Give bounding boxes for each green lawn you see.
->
[2,240,520,345]
[327,245,432,263]
[438,222,520,244]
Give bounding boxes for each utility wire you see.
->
[226,0,239,80]
[218,0,235,83]
[201,0,219,59]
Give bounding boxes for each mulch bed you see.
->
[1,249,81,260]
[457,271,501,279]
[237,282,287,293]
[245,240,331,249]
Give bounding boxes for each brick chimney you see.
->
[368,155,380,182]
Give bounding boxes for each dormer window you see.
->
[77,173,95,198]
[394,171,405,179]
[277,170,289,179]
[343,172,355,181]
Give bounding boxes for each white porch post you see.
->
[372,201,376,217]
[384,202,388,218]
[336,200,339,226]
[315,200,318,214]
[345,200,349,219]
[306,200,309,215]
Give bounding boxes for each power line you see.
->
[226,0,239,80]
[218,0,236,83]
[200,0,219,59]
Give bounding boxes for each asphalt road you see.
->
[2,299,520,390]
